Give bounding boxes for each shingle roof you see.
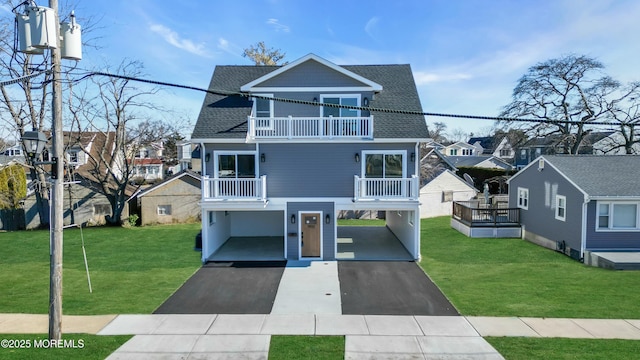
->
[191,63,428,140]
[543,155,640,197]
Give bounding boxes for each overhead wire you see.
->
[74,71,623,127]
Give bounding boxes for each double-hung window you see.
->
[555,195,566,221]
[598,202,639,231]
[253,94,273,130]
[517,187,529,210]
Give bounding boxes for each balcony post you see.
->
[328,115,333,139]
[288,115,293,139]
[202,175,209,201]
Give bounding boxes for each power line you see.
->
[0,70,50,86]
[62,70,631,128]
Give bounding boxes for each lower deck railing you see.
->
[452,201,520,227]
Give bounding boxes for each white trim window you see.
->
[517,187,529,210]
[320,94,360,118]
[362,150,406,179]
[597,202,640,231]
[214,151,257,179]
[449,149,458,156]
[253,94,273,129]
[462,148,472,156]
[555,195,566,221]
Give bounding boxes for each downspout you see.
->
[415,141,421,261]
[200,141,208,263]
[580,195,589,262]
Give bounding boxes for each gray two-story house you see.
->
[191,54,429,263]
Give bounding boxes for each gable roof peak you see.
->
[240,53,383,92]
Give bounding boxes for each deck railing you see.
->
[202,175,267,201]
[452,201,520,227]
[354,175,419,201]
[248,115,373,140]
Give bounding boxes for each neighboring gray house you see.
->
[191,53,428,262]
[507,155,640,268]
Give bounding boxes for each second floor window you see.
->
[67,151,79,163]
[217,153,256,179]
[363,152,405,179]
[462,149,472,156]
[449,149,458,156]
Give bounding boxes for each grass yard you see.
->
[268,336,344,360]
[486,337,640,360]
[0,334,131,360]
[420,216,640,319]
[337,218,385,226]
[0,224,201,314]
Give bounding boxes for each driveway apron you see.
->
[154,261,286,314]
[338,261,459,315]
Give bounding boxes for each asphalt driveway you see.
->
[338,261,459,315]
[155,260,458,316]
[154,261,286,314]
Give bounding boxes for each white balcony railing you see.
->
[202,175,267,201]
[354,175,419,201]
[248,115,373,140]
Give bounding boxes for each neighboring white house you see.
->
[446,155,513,170]
[443,141,481,156]
[419,170,478,218]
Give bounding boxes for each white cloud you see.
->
[364,17,379,40]
[149,23,210,57]
[414,71,472,85]
[266,18,290,33]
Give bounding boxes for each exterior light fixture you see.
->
[325,214,330,224]
[355,153,360,163]
[363,97,369,107]
[22,131,48,158]
[205,153,211,162]
[291,214,296,224]
[261,153,266,162]
[21,130,58,179]
[410,152,415,162]
[313,97,318,103]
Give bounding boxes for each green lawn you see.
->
[0,224,201,314]
[486,337,640,360]
[419,216,640,318]
[268,336,344,360]
[337,218,385,226]
[0,334,131,360]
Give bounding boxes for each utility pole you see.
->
[48,0,64,341]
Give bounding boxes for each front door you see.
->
[300,212,321,258]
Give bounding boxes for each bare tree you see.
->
[499,54,618,154]
[597,82,640,154]
[448,127,469,143]
[0,7,53,226]
[427,121,448,143]
[242,41,287,65]
[67,60,163,225]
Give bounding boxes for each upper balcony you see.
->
[248,116,373,141]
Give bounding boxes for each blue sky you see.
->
[6,0,640,139]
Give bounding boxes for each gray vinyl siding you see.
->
[258,60,368,88]
[286,202,335,260]
[585,201,640,249]
[260,143,417,198]
[509,164,584,251]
